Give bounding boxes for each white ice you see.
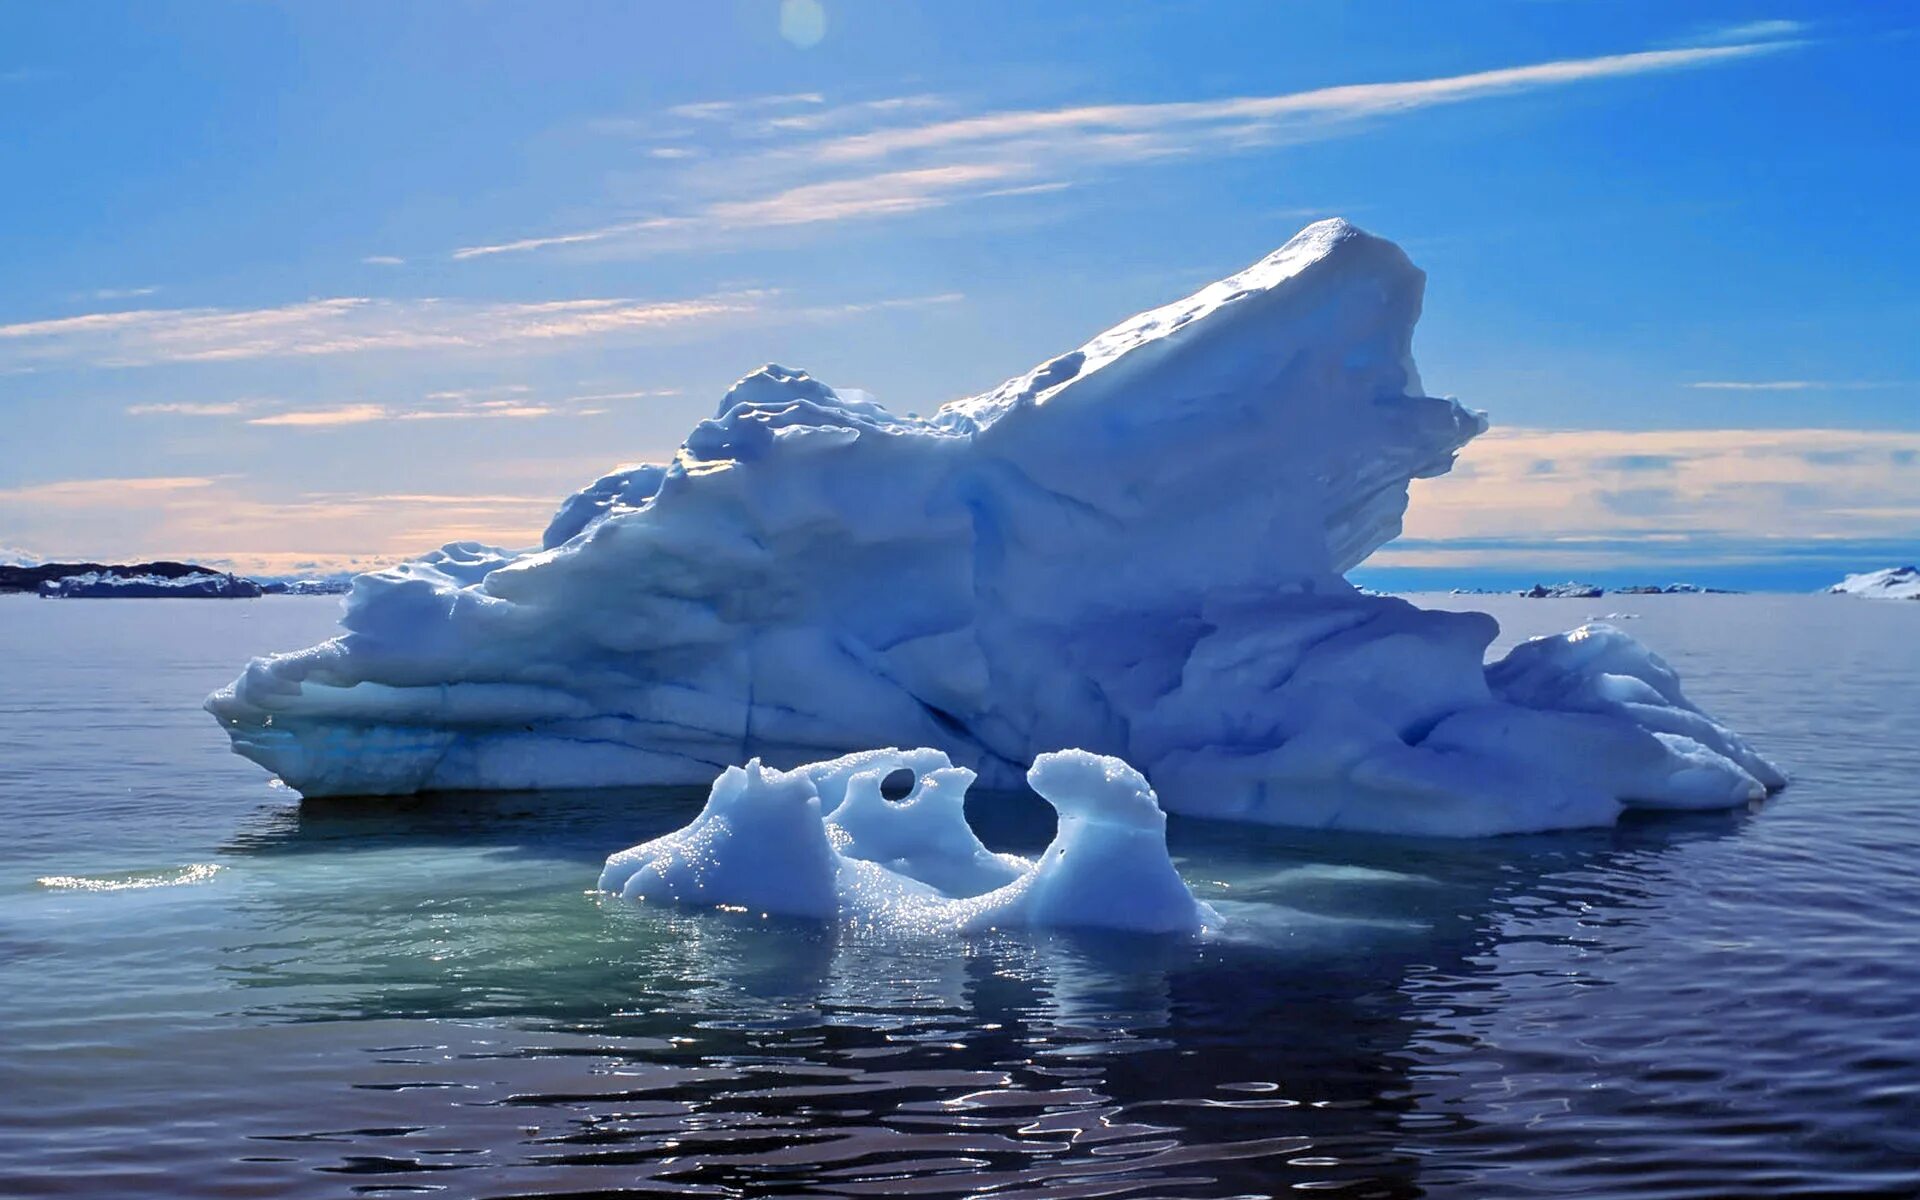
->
[1828,566,1920,601]
[43,570,259,598]
[597,747,1219,936]
[207,218,1784,835]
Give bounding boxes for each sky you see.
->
[1,1,1915,588]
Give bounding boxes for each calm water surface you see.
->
[2,593,1917,1198]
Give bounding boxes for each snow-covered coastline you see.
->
[2,559,352,598]
[207,220,1784,835]
[38,570,263,599]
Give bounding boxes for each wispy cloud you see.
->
[1675,19,1809,48]
[245,404,391,428]
[561,388,682,402]
[399,402,556,421]
[799,291,965,318]
[111,387,679,426]
[79,286,160,302]
[807,46,1788,166]
[0,476,567,573]
[760,94,946,134]
[1397,427,1920,554]
[451,223,681,259]
[666,91,825,121]
[456,40,1799,260]
[0,475,220,506]
[245,399,564,428]
[0,291,774,368]
[361,255,406,266]
[126,401,245,417]
[1687,380,1904,391]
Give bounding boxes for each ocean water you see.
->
[2,592,1917,1199]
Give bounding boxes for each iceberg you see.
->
[1519,581,1604,599]
[207,219,1784,835]
[598,747,1218,935]
[1828,566,1920,601]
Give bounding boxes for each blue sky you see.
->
[1,1,1914,587]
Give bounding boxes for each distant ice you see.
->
[1520,581,1604,599]
[208,219,1784,836]
[1828,566,1920,601]
[599,747,1219,935]
[40,570,262,599]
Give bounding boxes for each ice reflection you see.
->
[199,784,1740,1196]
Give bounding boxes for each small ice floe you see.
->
[599,748,1219,936]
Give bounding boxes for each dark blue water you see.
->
[2,594,1917,1198]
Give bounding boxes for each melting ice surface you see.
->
[599,747,1219,935]
[207,219,1783,835]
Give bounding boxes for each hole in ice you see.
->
[879,768,916,802]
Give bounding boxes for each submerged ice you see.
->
[207,219,1784,835]
[598,747,1219,935]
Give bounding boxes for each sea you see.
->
[2,592,1916,1198]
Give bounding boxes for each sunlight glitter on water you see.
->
[35,862,223,891]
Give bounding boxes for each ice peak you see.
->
[717,363,840,416]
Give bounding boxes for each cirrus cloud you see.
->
[454,39,1801,260]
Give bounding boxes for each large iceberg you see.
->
[599,747,1219,935]
[1828,566,1920,601]
[207,219,1784,835]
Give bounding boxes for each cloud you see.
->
[303,491,555,507]
[561,388,682,402]
[398,403,555,421]
[1396,427,1920,557]
[797,291,965,318]
[105,386,680,429]
[126,401,245,416]
[1595,453,1682,471]
[710,165,1019,226]
[456,40,1799,260]
[361,255,406,266]
[0,475,569,574]
[80,286,160,301]
[809,45,1788,166]
[1687,380,1903,391]
[245,404,391,428]
[666,92,825,121]
[0,291,774,368]
[1675,19,1808,48]
[245,400,562,428]
[452,222,681,259]
[449,165,1116,258]
[0,476,220,506]
[1595,485,1680,516]
[0,545,44,566]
